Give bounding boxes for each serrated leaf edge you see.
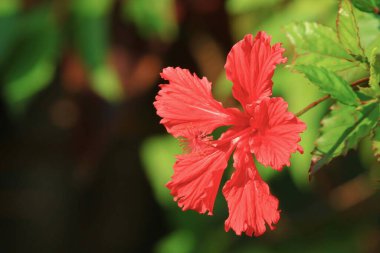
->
[310,102,379,176]
[336,0,366,58]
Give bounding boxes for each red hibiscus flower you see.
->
[154,31,306,237]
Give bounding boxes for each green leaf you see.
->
[285,21,365,77]
[6,7,60,74]
[311,101,379,175]
[155,230,195,253]
[2,5,59,115]
[356,10,380,55]
[225,0,280,15]
[71,15,108,69]
[71,8,124,102]
[3,60,55,114]
[358,87,379,98]
[352,0,380,13]
[295,65,359,106]
[369,48,380,93]
[90,64,123,102]
[123,0,178,41]
[0,14,19,65]
[0,0,21,63]
[337,63,369,83]
[286,22,352,60]
[337,0,366,58]
[372,124,380,161]
[0,0,21,15]
[293,53,359,73]
[71,0,114,17]
[292,53,368,83]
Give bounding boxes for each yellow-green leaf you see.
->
[0,0,21,15]
[295,65,359,106]
[337,0,366,58]
[90,64,123,103]
[369,47,380,93]
[286,22,352,60]
[311,101,379,176]
[285,21,364,78]
[225,0,280,14]
[71,0,114,17]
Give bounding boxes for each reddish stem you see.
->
[295,77,370,117]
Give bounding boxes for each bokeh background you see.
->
[0,0,379,252]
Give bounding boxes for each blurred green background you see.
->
[0,0,379,252]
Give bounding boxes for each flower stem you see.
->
[295,77,370,117]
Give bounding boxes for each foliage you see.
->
[123,0,178,41]
[311,101,379,175]
[352,0,380,13]
[294,65,359,105]
[1,0,380,252]
[0,0,179,115]
[286,0,380,176]
[140,0,379,251]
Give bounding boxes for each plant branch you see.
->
[295,77,370,117]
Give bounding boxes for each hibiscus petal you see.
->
[154,67,240,138]
[223,144,280,237]
[167,144,231,215]
[250,97,306,170]
[225,32,287,110]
